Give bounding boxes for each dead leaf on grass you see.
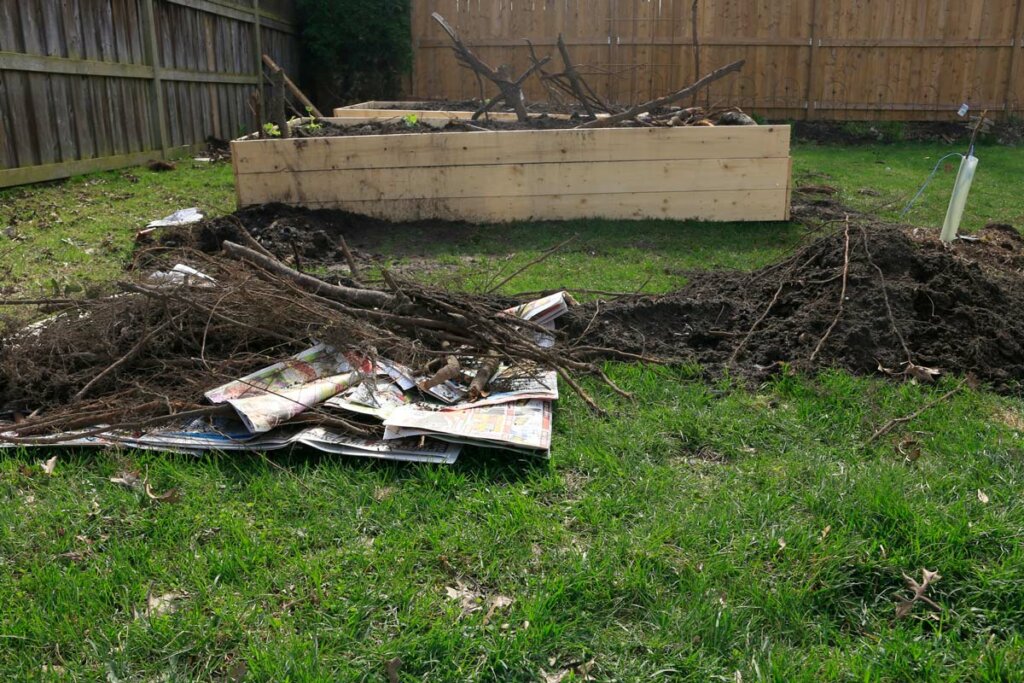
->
[904,363,941,384]
[144,480,181,504]
[895,568,942,619]
[110,471,143,491]
[541,659,596,683]
[41,455,58,475]
[820,525,832,541]
[482,594,513,625]
[897,438,922,463]
[996,407,1024,431]
[445,580,483,617]
[385,657,402,683]
[137,591,188,619]
[58,550,88,563]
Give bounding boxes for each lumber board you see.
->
[234,157,790,205]
[233,125,792,173]
[232,189,790,223]
[331,107,520,121]
[0,145,189,186]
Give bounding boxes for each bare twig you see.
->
[432,12,544,122]
[578,59,745,129]
[73,318,175,402]
[809,216,851,362]
[867,379,967,444]
[486,236,577,294]
[860,224,912,365]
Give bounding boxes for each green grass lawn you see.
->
[2,141,1024,681]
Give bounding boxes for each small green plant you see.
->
[402,113,419,127]
[262,122,282,138]
[304,106,323,131]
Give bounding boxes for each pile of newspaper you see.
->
[3,292,570,465]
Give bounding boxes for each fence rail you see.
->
[0,0,299,188]
[410,0,1024,121]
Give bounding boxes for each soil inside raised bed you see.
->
[151,203,1024,394]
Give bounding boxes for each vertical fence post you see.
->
[140,0,170,157]
[1006,0,1024,114]
[804,0,820,120]
[253,0,263,83]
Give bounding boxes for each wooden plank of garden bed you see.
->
[239,189,790,223]
[235,157,789,202]
[234,125,791,173]
[330,108,521,121]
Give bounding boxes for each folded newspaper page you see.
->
[205,343,359,433]
[4,415,461,464]
[441,367,557,410]
[205,343,351,403]
[383,399,552,456]
[502,291,573,347]
[325,378,410,419]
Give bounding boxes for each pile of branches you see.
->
[431,12,749,129]
[0,237,639,444]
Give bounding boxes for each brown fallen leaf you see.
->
[482,595,513,626]
[110,471,143,491]
[895,568,942,619]
[385,657,402,683]
[542,659,596,683]
[137,591,188,619]
[897,438,922,463]
[904,362,941,384]
[144,480,181,504]
[41,455,58,475]
[445,580,483,617]
[58,550,87,563]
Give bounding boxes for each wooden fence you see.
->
[411,0,1024,121]
[0,0,299,188]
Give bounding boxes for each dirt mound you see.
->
[566,222,1024,391]
[151,204,1024,392]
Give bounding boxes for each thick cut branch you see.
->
[578,59,745,129]
[262,54,322,117]
[220,241,393,309]
[432,12,541,122]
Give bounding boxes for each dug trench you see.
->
[157,204,1024,394]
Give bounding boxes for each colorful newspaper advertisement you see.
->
[226,373,357,433]
[205,343,352,403]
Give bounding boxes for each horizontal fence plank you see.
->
[164,0,296,31]
[253,189,791,223]
[234,125,792,174]
[0,52,259,84]
[162,68,259,84]
[417,38,1017,49]
[0,145,189,186]
[0,51,153,78]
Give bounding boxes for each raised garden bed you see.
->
[232,117,792,223]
